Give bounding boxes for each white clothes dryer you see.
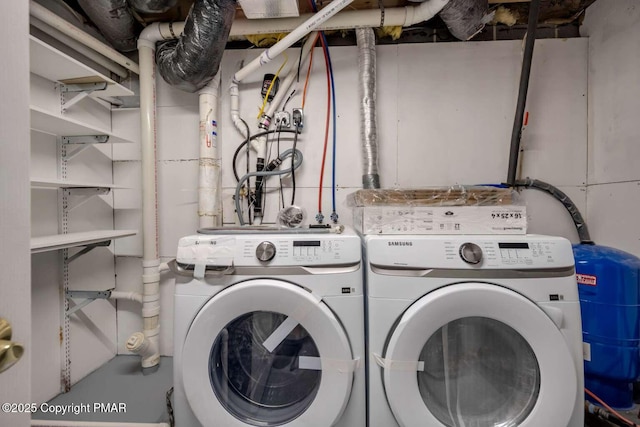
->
[364,234,584,427]
[172,226,365,427]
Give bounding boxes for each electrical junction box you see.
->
[238,0,299,19]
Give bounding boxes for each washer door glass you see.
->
[209,311,321,426]
[418,317,540,427]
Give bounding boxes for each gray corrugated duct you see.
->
[77,0,138,52]
[156,0,237,93]
[357,27,380,189]
[129,0,177,14]
[439,0,489,40]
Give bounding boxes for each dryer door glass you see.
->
[417,316,540,427]
[209,310,322,426]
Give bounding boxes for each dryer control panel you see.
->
[367,234,574,270]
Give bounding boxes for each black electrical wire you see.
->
[277,127,285,209]
[239,118,252,225]
[291,128,299,206]
[282,89,296,112]
[296,39,305,82]
[232,129,300,182]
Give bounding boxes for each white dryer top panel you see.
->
[365,234,574,270]
[177,227,361,267]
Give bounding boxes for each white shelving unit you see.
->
[29,34,138,394]
[31,178,128,189]
[30,105,132,144]
[30,36,134,99]
[31,230,137,254]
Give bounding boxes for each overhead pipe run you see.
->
[506,0,541,186]
[30,17,130,79]
[357,28,380,189]
[233,0,354,83]
[29,0,140,74]
[148,0,451,41]
[155,0,237,92]
[76,0,138,52]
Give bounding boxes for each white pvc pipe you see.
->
[234,0,354,83]
[32,420,169,427]
[29,0,140,74]
[198,73,222,229]
[135,37,161,370]
[265,33,318,121]
[31,17,129,79]
[153,0,450,40]
[229,76,248,139]
[110,291,143,304]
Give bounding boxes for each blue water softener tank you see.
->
[573,244,640,409]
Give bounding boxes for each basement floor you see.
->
[29,355,640,426]
[31,355,173,424]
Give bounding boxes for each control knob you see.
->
[459,242,482,265]
[256,241,276,262]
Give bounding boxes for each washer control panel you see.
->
[255,241,276,262]
[459,242,483,265]
[445,240,560,267]
[243,238,348,265]
[177,229,361,267]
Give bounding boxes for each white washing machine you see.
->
[172,226,365,427]
[364,234,584,427]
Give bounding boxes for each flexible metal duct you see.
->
[357,27,380,189]
[439,0,489,40]
[128,0,177,14]
[156,0,237,93]
[77,0,138,52]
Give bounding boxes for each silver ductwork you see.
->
[156,0,237,93]
[408,0,489,40]
[439,0,490,40]
[77,0,138,52]
[129,0,178,14]
[357,27,380,189]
